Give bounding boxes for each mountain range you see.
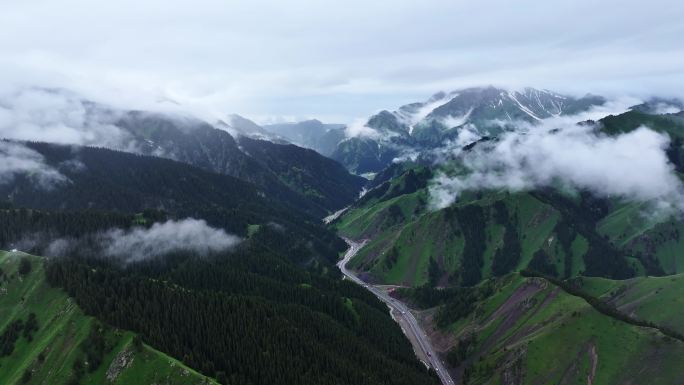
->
[2,85,684,385]
[2,89,366,218]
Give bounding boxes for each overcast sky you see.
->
[2,0,683,123]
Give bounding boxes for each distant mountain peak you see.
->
[262,119,347,156]
[363,86,606,137]
[301,118,323,125]
[331,86,610,174]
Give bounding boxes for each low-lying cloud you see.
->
[652,103,682,115]
[429,122,684,212]
[3,0,684,122]
[344,118,383,140]
[101,219,241,262]
[439,109,473,129]
[0,141,67,189]
[47,219,241,262]
[0,88,139,151]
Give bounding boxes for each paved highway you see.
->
[337,238,455,385]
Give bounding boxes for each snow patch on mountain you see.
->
[507,91,543,121]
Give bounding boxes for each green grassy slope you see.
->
[596,201,654,247]
[337,182,572,286]
[597,203,684,275]
[424,274,684,385]
[0,251,216,385]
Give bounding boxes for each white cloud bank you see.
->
[0,88,137,150]
[429,122,684,212]
[47,219,242,262]
[344,118,383,139]
[101,219,241,262]
[1,0,683,122]
[0,141,66,189]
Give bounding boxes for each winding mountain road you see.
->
[337,238,455,385]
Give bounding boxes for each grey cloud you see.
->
[46,219,242,262]
[344,118,383,139]
[0,88,139,151]
[100,219,242,262]
[0,0,682,122]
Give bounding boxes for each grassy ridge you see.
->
[597,202,684,274]
[0,251,215,385]
[579,273,684,335]
[428,274,684,385]
[521,269,684,341]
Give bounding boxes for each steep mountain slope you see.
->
[225,114,285,141]
[263,119,346,156]
[1,141,345,267]
[237,136,366,212]
[332,87,606,173]
[0,88,363,217]
[116,111,363,216]
[331,136,403,175]
[0,251,216,385]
